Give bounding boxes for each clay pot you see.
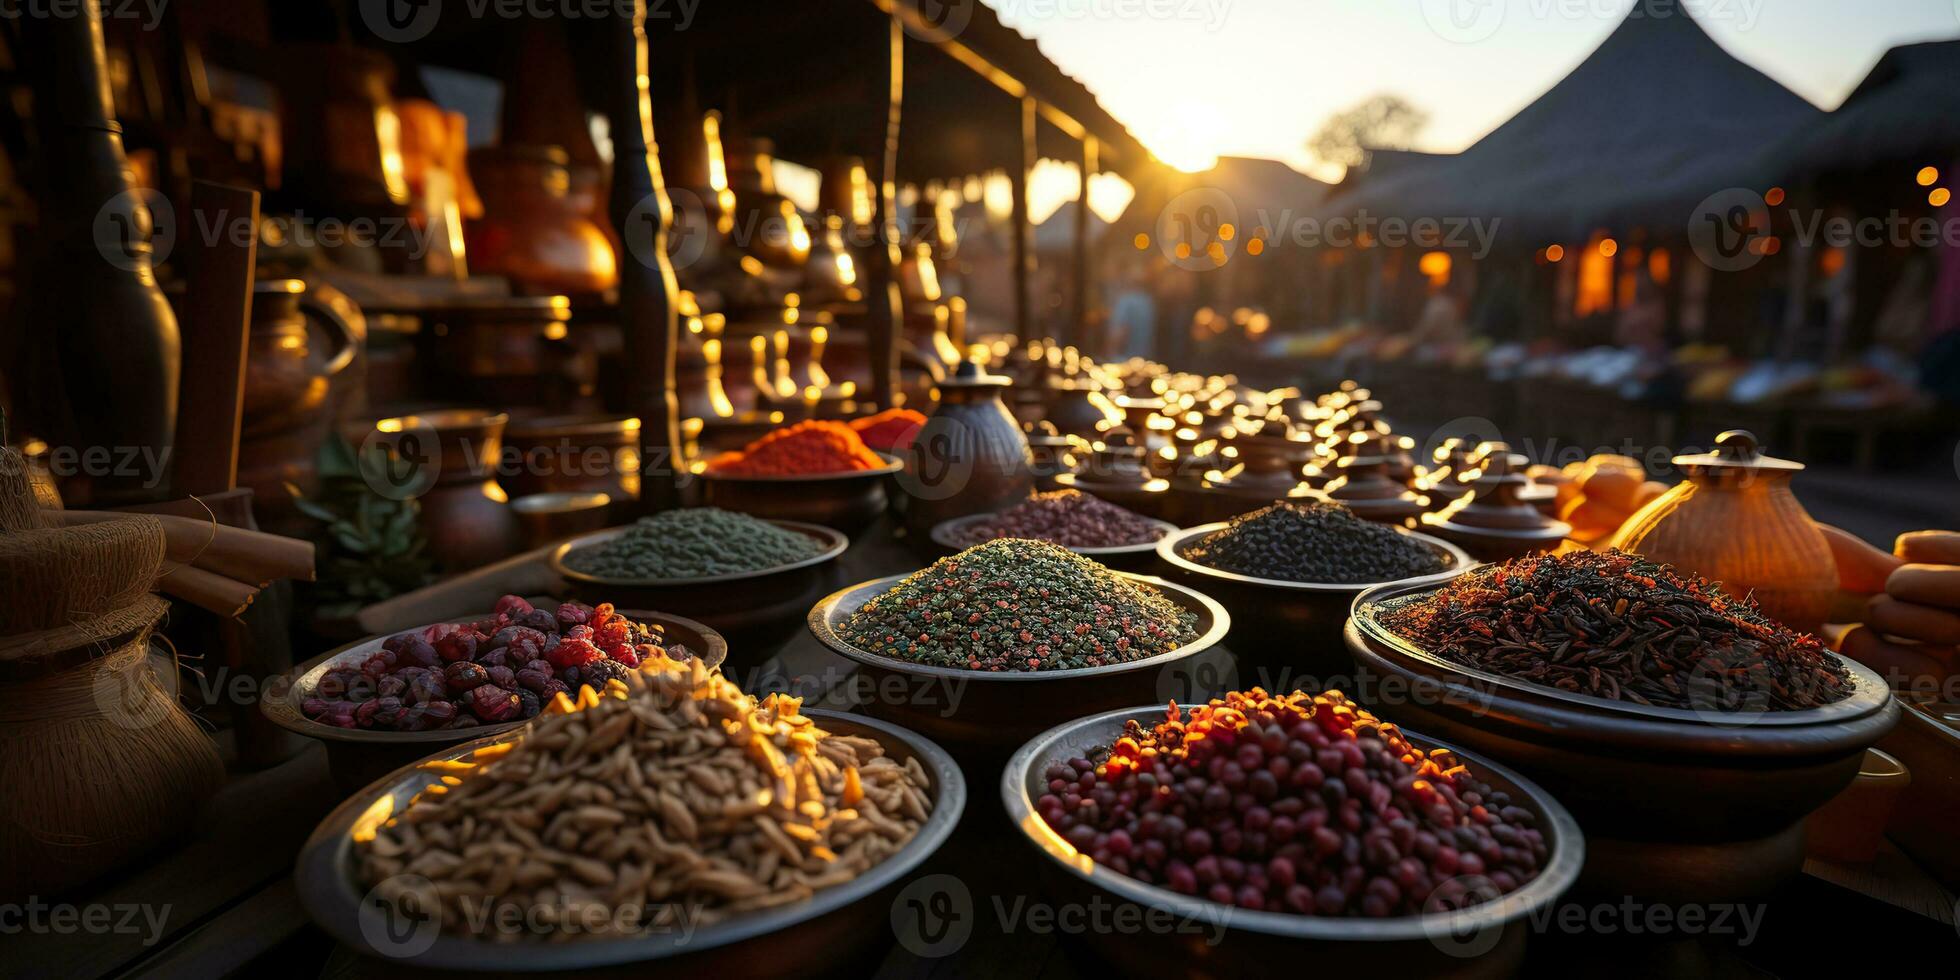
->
[1610,430,1837,633]
[467,145,617,297]
[899,362,1034,535]
[372,409,519,572]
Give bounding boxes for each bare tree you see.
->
[1308,94,1430,173]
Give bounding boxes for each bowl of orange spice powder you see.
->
[699,419,903,532]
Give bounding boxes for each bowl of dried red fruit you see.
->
[1003,690,1583,978]
[262,594,724,791]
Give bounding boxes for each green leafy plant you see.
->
[289,434,434,620]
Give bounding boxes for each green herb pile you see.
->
[840,538,1199,671]
[564,508,823,579]
[1184,500,1448,584]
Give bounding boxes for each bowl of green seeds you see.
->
[550,508,850,665]
[807,538,1230,758]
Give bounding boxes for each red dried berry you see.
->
[494,595,534,618]
[546,637,603,671]
[556,602,594,628]
[467,684,522,723]
[444,661,490,691]
[611,646,641,668]
[435,632,478,663]
[595,619,631,650]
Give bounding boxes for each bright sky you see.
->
[988,0,1960,179]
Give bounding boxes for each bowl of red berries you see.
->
[263,594,725,791]
[1002,690,1583,977]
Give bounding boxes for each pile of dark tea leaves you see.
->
[1380,549,1851,711]
[840,539,1198,671]
[1184,500,1448,584]
[564,507,823,579]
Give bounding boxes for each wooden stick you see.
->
[157,564,258,618]
[56,510,314,583]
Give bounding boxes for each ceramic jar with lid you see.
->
[1422,443,1573,561]
[1054,427,1171,520]
[1323,430,1427,526]
[1610,430,1836,632]
[899,361,1034,535]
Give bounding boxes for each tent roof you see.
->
[1768,40,1960,179]
[1332,8,1820,240]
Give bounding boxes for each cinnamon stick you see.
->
[57,509,315,584]
[156,563,258,618]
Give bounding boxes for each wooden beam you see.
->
[1010,95,1036,340]
[171,180,258,496]
[866,12,905,407]
[608,0,683,512]
[1069,135,1097,352]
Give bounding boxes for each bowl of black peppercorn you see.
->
[1154,501,1471,685]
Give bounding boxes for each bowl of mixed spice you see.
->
[929,489,1178,571]
[1346,548,1898,899]
[1154,500,1471,678]
[696,420,904,532]
[806,538,1229,755]
[550,508,849,662]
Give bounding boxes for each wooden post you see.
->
[1069,135,1097,352]
[172,181,258,497]
[1010,96,1037,341]
[608,0,683,513]
[865,13,905,408]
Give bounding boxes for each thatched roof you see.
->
[1330,7,1820,241]
[1769,40,1960,179]
[1118,155,1329,235]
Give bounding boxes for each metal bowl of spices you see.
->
[1346,569,1898,905]
[927,510,1178,573]
[697,453,904,534]
[296,708,965,978]
[549,518,849,669]
[264,609,727,793]
[807,569,1229,760]
[1154,519,1469,683]
[1002,704,1584,978]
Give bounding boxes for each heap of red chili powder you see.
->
[706,420,888,476]
[850,408,927,453]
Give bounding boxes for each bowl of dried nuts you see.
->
[1002,691,1583,978]
[295,656,965,976]
[263,595,725,792]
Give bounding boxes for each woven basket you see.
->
[0,595,225,900]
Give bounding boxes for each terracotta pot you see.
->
[466,145,617,296]
[899,362,1034,535]
[1610,430,1836,633]
[371,409,519,572]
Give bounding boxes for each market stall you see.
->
[3,2,1959,978]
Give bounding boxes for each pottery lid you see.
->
[937,359,1011,389]
[1671,429,1803,474]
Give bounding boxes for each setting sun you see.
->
[1138,99,1224,173]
